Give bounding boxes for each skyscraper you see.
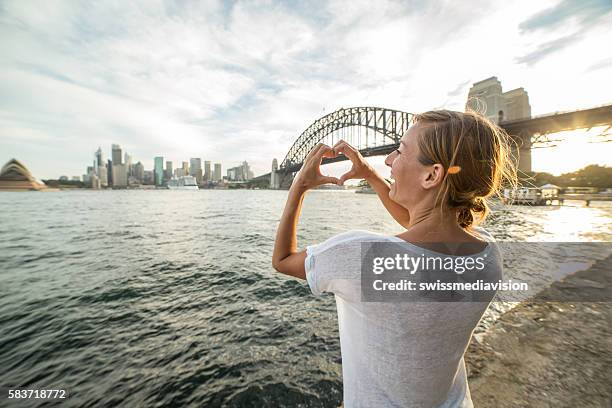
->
[98,163,108,187]
[107,159,113,186]
[165,161,173,181]
[204,161,211,182]
[182,161,189,175]
[112,164,128,188]
[95,147,103,168]
[112,144,122,165]
[242,161,252,180]
[190,158,202,184]
[226,161,251,181]
[133,161,144,182]
[124,152,133,176]
[124,152,132,167]
[214,163,222,181]
[154,156,164,186]
[189,158,201,176]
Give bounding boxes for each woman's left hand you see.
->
[292,143,340,192]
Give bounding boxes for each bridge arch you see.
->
[280,107,414,172]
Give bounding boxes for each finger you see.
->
[305,143,325,161]
[319,175,340,185]
[306,143,337,162]
[332,139,346,149]
[319,145,337,159]
[333,141,358,159]
[338,170,356,185]
[332,139,356,150]
[333,139,357,149]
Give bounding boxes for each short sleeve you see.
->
[305,243,323,296]
[304,230,378,298]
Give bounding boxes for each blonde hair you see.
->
[413,110,517,228]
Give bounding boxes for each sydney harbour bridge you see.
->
[250,104,612,189]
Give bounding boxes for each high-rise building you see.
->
[204,161,211,182]
[182,161,189,175]
[133,161,144,182]
[86,165,94,182]
[226,161,252,181]
[214,163,222,181]
[154,156,164,186]
[90,174,100,189]
[190,158,201,175]
[143,170,154,185]
[95,147,104,168]
[98,164,108,187]
[190,158,202,184]
[124,152,133,177]
[165,161,173,181]
[112,164,127,188]
[107,159,113,186]
[112,144,122,165]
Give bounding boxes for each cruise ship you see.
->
[167,176,199,190]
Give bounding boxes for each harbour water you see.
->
[0,190,610,407]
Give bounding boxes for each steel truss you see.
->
[280,107,413,172]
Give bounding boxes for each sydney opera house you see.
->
[0,159,47,191]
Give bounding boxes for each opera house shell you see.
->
[0,159,47,191]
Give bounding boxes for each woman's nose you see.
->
[384,151,396,167]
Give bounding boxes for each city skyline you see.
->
[80,142,247,185]
[1,1,611,179]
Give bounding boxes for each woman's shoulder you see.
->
[328,229,399,243]
[469,226,496,242]
[308,230,397,254]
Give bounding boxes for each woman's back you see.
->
[305,229,502,407]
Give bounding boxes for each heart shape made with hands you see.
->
[331,141,369,185]
[313,146,351,186]
[298,141,367,188]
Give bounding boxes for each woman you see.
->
[272,110,516,407]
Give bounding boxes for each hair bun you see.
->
[470,197,486,213]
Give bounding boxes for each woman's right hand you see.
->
[332,140,375,185]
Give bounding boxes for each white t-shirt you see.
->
[304,228,502,408]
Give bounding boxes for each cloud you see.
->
[519,0,612,32]
[586,57,612,72]
[514,33,582,66]
[515,0,612,66]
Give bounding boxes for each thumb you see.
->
[338,170,355,185]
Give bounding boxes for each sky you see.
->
[1,0,611,179]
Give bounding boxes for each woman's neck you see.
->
[406,204,458,230]
[400,205,476,243]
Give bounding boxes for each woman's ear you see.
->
[422,164,445,189]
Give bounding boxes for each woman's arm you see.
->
[271,185,308,279]
[333,140,410,228]
[272,144,339,279]
[364,170,411,228]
